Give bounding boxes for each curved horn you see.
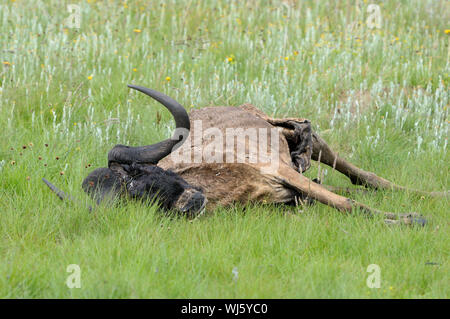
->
[108,85,190,166]
[42,178,70,201]
[42,178,93,212]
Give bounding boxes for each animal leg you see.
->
[311,132,448,197]
[275,165,427,226]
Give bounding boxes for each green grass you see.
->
[0,0,448,298]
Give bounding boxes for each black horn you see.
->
[42,178,70,201]
[42,178,93,211]
[108,85,190,166]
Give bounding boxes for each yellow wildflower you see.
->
[226,54,235,63]
[165,76,171,82]
[133,29,142,33]
[445,29,450,34]
[87,75,93,80]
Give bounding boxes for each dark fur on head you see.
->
[82,167,123,204]
[82,164,206,215]
[124,165,203,210]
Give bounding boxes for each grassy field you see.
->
[0,0,448,298]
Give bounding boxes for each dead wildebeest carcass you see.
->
[44,85,448,225]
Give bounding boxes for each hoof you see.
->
[400,213,427,226]
[385,213,427,227]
